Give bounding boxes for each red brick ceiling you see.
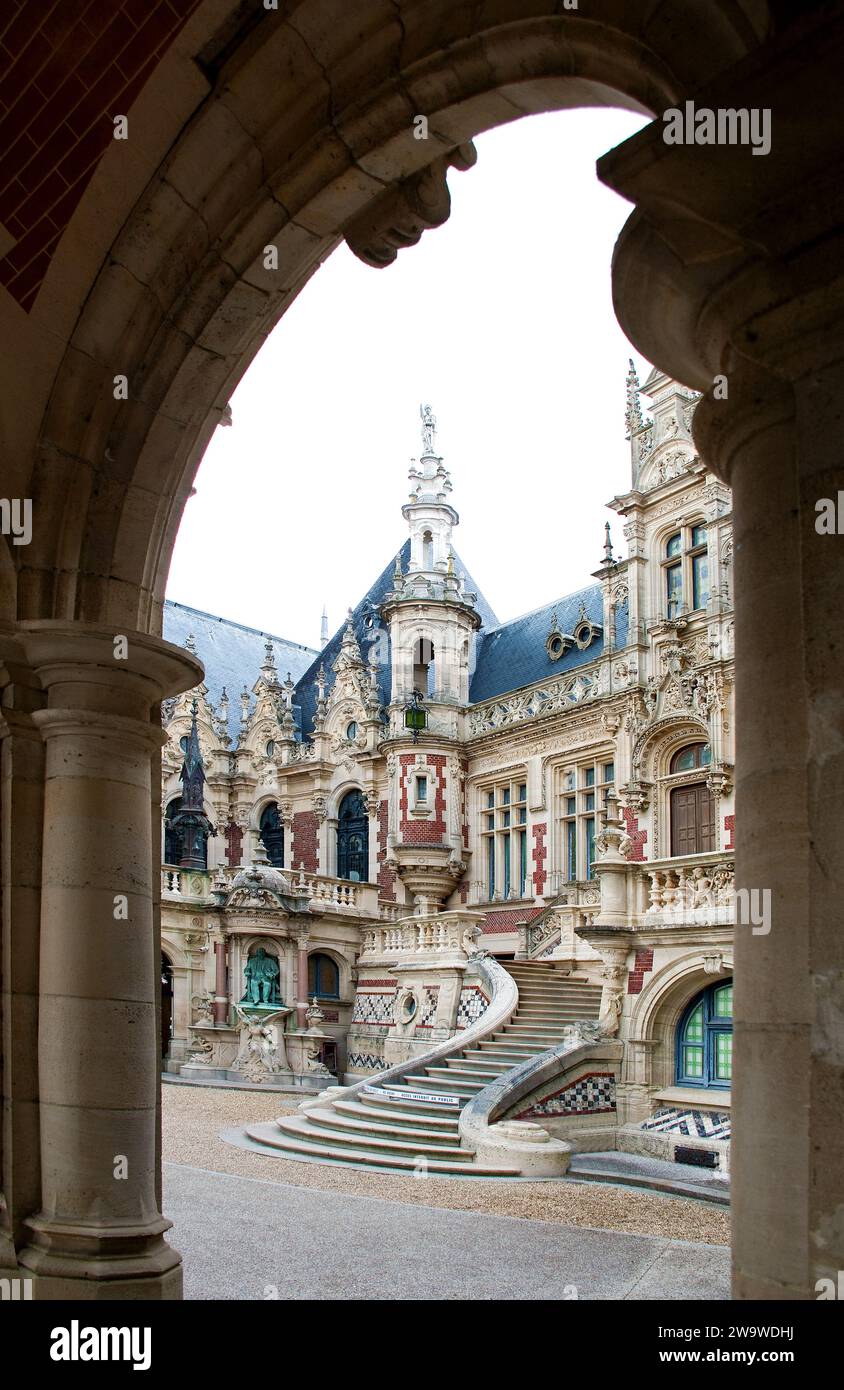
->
[0,0,202,313]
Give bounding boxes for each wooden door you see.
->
[670,782,716,855]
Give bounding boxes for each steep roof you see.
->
[162,601,317,742]
[468,582,607,704]
[293,538,499,736]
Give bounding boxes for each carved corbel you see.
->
[345,143,477,268]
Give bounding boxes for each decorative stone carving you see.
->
[345,142,477,268]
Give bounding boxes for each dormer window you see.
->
[345,720,358,741]
[265,739,275,757]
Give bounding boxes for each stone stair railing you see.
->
[301,953,517,1111]
[459,1029,624,1173]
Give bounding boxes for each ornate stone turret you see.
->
[378,408,478,911]
[171,698,215,868]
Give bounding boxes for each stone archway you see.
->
[1,1,841,1302]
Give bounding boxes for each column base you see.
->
[18,1213,183,1299]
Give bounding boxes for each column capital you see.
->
[16,621,202,718]
[599,24,844,400]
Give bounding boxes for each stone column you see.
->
[295,930,309,1031]
[16,623,201,1299]
[695,359,843,1299]
[0,636,46,1265]
[212,939,228,1025]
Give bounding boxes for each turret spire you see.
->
[625,358,643,438]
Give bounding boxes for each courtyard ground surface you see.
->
[163,1083,731,1299]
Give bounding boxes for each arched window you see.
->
[259,802,284,867]
[676,980,733,1088]
[164,799,182,865]
[337,790,369,882]
[669,743,715,856]
[422,529,434,569]
[308,952,340,999]
[413,636,435,696]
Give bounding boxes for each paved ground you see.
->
[166,1162,731,1301]
[163,1083,731,1247]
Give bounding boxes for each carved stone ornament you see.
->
[345,142,477,268]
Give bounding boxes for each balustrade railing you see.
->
[643,853,735,924]
[359,911,480,961]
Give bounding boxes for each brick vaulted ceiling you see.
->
[0,0,202,313]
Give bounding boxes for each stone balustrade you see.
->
[643,853,735,926]
[359,910,482,964]
[162,861,399,921]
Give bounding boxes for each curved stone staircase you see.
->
[245,961,603,1176]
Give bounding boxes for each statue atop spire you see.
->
[420,402,437,456]
[625,358,644,438]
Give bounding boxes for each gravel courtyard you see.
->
[162,1082,731,1247]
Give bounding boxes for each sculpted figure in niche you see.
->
[242,946,281,1006]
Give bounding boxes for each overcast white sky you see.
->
[167,108,652,650]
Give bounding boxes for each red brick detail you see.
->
[627,947,655,995]
[0,0,203,311]
[460,880,469,904]
[724,813,735,850]
[398,752,446,845]
[621,807,647,862]
[480,907,544,935]
[292,811,319,874]
[357,978,397,989]
[224,821,243,868]
[531,822,547,895]
[375,798,396,901]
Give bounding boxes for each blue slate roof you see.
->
[468,583,606,704]
[293,539,499,737]
[163,601,318,743]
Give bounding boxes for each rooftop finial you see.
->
[320,606,328,649]
[625,358,643,438]
[420,402,437,456]
[603,521,614,566]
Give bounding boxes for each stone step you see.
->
[360,1086,469,1114]
[511,1011,597,1023]
[277,1113,472,1162]
[415,1067,491,1089]
[500,1028,572,1043]
[306,1108,465,1150]
[247,1122,519,1176]
[400,1073,485,1095]
[440,1059,507,1077]
[333,1098,460,1131]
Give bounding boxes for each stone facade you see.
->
[161,374,738,1149]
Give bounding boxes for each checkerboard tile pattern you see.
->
[350,990,395,1027]
[456,985,490,1030]
[641,1107,731,1140]
[516,1072,616,1119]
[417,986,440,1029]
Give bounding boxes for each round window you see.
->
[265,739,275,757]
[346,720,358,741]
